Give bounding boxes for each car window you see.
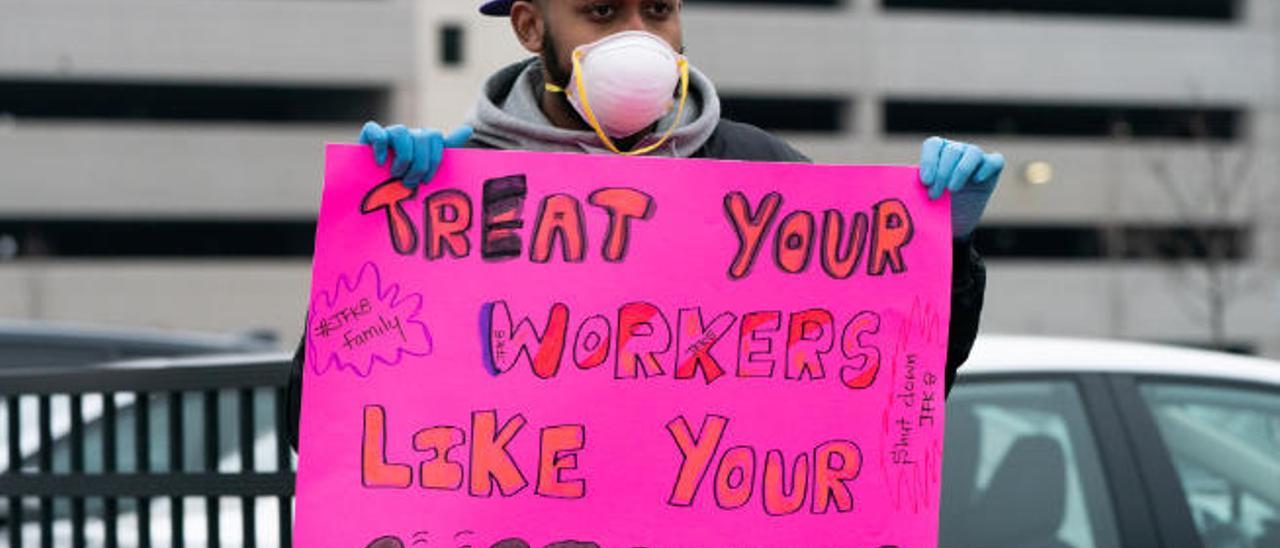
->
[941,380,1121,548]
[1138,382,1280,548]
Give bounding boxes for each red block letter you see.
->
[786,309,834,381]
[738,311,781,378]
[821,210,869,279]
[666,415,729,506]
[813,440,861,514]
[469,410,528,497]
[714,446,756,510]
[572,315,611,370]
[361,179,418,255]
[536,425,587,499]
[840,311,882,390]
[531,194,587,263]
[424,189,473,260]
[361,405,411,489]
[775,211,815,274]
[483,300,569,379]
[616,302,671,379]
[675,308,736,385]
[413,426,466,490]
[869,199,914,276]
[724,192,782,279]
[762,450,809,516]
[589,188,655,262]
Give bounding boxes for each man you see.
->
[288,0,1003,450]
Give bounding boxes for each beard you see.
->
[541,27,573,89]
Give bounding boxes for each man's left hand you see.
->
[919,136,1004,239]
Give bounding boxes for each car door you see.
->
[1111,376,1280,548]
[940,375,1126,548]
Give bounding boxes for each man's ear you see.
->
[510,1,545,54]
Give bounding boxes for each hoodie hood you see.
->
[464,57,720,158]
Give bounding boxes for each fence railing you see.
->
[0,353,295,548]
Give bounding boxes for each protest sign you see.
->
[296,145,952,547]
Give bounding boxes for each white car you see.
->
[944,336,1280,548]
[3,336,1278,548]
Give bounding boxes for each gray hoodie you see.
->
[463,57,721,158]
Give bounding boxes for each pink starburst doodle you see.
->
[879,296,945,515]
[307,261,434,378]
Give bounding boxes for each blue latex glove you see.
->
[919,136,1004,239]
[358,121,474,189]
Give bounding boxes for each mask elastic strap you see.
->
[546,50,691,156]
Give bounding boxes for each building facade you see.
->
[2,0,1277,356]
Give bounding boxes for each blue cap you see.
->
[480,0,514,16]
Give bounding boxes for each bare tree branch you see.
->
[1148,156,1199,222]
[1141,96,1264,346]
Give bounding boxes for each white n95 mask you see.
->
[546,30,691,156]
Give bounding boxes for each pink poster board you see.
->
[297,146,952,547]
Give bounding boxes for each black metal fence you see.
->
[0,354,295,547]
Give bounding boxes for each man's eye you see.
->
[647,2,674,16]
[588,4,615,18]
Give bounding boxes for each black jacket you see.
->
[286,119,986,450]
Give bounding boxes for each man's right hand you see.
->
[358,121,474,189]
